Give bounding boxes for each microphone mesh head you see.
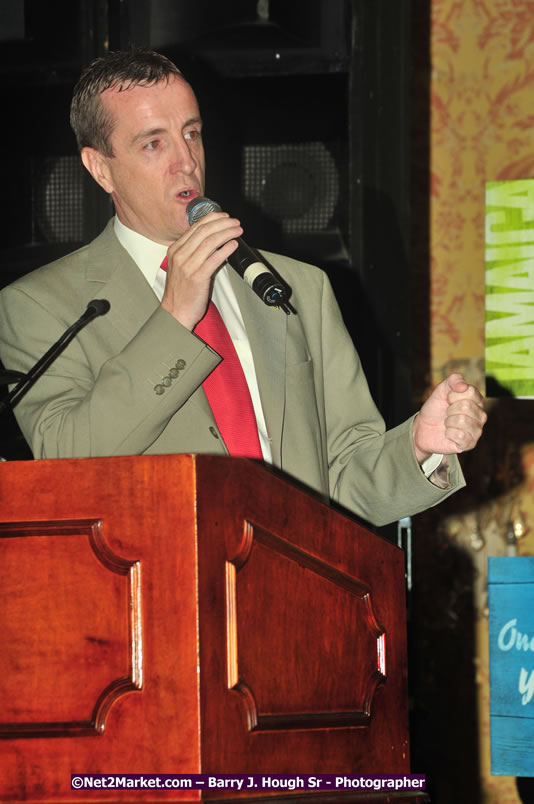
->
[186,196,222,225]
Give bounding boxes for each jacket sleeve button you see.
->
[154,384,165,395]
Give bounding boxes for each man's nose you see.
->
[169,139,197,175]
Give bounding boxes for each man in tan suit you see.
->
[0,49,486,527]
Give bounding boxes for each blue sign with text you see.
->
[489,556,534,776]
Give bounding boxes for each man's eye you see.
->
[185,130,200,141]
[145,140,160,150]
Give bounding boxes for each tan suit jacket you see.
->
[0,221,465,525]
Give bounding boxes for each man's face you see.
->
[83,76,205,245]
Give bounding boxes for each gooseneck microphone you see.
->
[0,299,111,415]
[186,196,294,315]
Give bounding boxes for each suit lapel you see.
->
[84,221,160,343]
[228,265,287,465]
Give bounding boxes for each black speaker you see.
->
[242,141,339,234]
[32,156,85,244]
[150,0,350,77]
[0,0,112,276]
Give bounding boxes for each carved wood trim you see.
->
[0,519,142,738]
[225,521,386,732]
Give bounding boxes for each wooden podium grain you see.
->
[0,454,427,802]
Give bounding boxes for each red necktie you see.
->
[160,257,263,459]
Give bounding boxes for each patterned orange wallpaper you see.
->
[431,0,534,380]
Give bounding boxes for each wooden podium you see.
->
[0,454,426,802]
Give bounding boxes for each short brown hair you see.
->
[70,48,184,157]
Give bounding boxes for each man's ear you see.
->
[81,147,114,194]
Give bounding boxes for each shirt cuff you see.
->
[421,453,450,489]
[421,453,443,476]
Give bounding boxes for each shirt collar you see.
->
[113,216,168,289]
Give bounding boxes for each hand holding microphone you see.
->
[186,197,294,315]
[161,204,244,330]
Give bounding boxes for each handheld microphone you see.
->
[186,196,294,315]
[0,299,111,415]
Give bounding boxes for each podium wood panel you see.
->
[0,454,424,802]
